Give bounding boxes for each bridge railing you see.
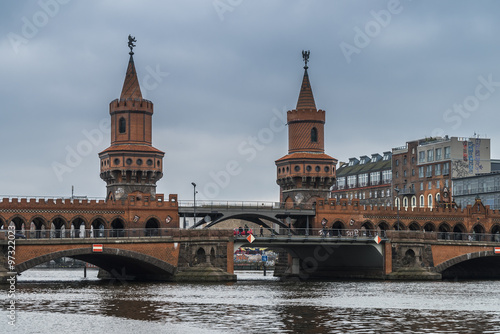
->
[178,200,315,211]
[3,227,499,243]
[0,228,233,240]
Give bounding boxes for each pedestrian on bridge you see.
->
[260,225,264,237]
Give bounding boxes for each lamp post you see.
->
[394,187,400,231]
[191,182,197,228]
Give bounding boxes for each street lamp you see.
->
[191,182,197,228]
[394,187,400,231]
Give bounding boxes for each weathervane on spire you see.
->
[128,35,137,55]
[302,50,310,69]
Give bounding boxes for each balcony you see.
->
[398,188,415,196]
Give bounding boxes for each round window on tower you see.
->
[147,159,153,166]
[324,166,330,173]
[306,165,312,172]
[126,158,132,165]
[315,166,320,172]
[114,158,120,165]
[137,159,143,166]
[294,166,300,172]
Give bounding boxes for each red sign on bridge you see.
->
[495,247,500,254]
[92,244,103,252]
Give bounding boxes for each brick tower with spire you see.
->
[99,36,164,200]
[275,51,337,205]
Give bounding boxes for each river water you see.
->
[2,269,500,334]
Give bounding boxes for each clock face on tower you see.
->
[115,187,124,196]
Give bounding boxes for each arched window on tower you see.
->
[119,117,126,134]
[311,127,318,143]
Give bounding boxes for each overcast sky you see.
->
[1,0,500,203]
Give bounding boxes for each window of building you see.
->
[337,177,346,189]
[347,175,356,188]
[419,166,424,178]
[411,196,416,208]
[427,149,434,162]
[420,182,424,191]
[428,181,432,190]
[382,170,392,184]
[426,165,432,177]
[445,179,449,188]
[411,157,415,164]
[403,197,409,208]
[435,148,442,160]
[395,171,399,178]
[444,146,451,159]
[404,170,407,177]
[370,172,380,185]
[436,193,441,203]
[428,194,433,208]
[419,151,425,163]
[311,127,318,143]
[381,190,384,198]
[435,164,441,176]
[395,159,399,166]
[359,173,368,187]
[383,154,390,161]
[403,157,407,165]
[386,189,390,197]
[436,180,440,189]
[443,163,450,175]
[412,169,415,176]
[119,117,126,133]
[419,195,425,207]
[374,191,377,198]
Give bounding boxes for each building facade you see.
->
[392,136,490,210]
[331,152,392,207]
[453,172,500,210]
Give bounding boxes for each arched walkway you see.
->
[111,218,125,237]
[408,222,420,231]
[423,222,435,232]
[438,222,451,240]
[145,218,160,236]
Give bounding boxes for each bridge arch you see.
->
[423,222,435,232]
[91,216,107,229]
[145,216,161,236]
[8,215,27,231]
[408,222,420,231]
[453,223,466,240]
[15,247,176,280]
[377,221,389,232]
[111,217,126,237]
[29,216,47,238]
[490,224,500,234]
[434,250,500,279]
[71,217,87,238]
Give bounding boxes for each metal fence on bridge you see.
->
[2,227,499,243]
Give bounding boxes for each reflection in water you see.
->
[2,269,500,334]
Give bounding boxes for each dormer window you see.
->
[119,117,126,133]
[311,127,318,143]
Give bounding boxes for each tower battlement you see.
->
[287,108,325,123]
[110,98,154,114]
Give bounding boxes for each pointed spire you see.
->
[296,50,316,110]
[120,35,142,100]
[120,55,143,99]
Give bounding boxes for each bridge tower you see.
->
[99,36,165,200]
[275,51,337,205]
